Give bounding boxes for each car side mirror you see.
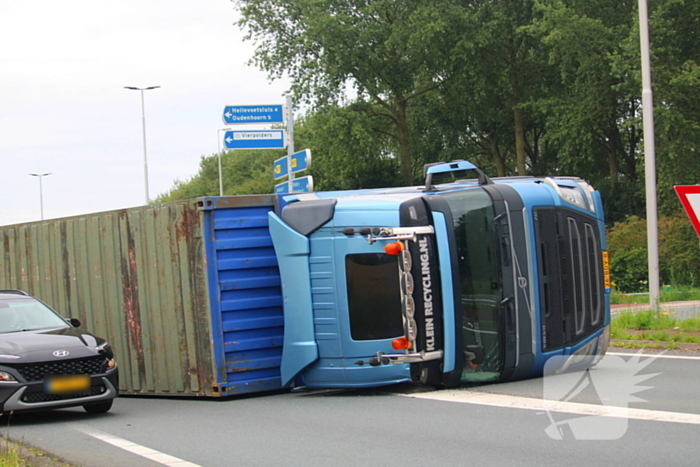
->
[67,318,81,328]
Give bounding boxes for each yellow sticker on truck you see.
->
[602,251,611,293]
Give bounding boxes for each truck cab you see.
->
[270,161,610,389]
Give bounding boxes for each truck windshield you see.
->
[439,190,504,383]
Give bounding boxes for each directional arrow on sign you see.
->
[291,175,313,193]
[224,130,286,150]
[290,149,311,174]
[222,104,285,125]
[675,185,700,237]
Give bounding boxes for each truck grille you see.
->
[535,208,604,352]
[13,356,105,382]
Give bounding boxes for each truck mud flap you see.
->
[268,213,319,386]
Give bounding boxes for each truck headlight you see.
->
[543,178,592,212]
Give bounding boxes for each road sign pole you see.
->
[286,96,295,186]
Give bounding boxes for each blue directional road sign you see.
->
[273,156,289,180]
[290,149,311,174]
[291,176,313,193]
[222,104,285,125]
[274,181,290,194]
[224,130,286,150]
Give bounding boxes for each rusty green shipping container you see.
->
[0,196,285,397]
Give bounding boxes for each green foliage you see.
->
[295,104,402,190]
[234,0,472,185]
[659,214,700,286]
[679,318,700,333]
[154,149,281,202]
[607,214,700,292]
[607,215,648,292]
[612,310,679,332]
[0,440,26,467]
[611,285,700,304]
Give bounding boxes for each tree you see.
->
[419,0,556,177]
[646,0,700,215]
[294,103,401,190]
[234,0,469,184]
[154,149,282,202]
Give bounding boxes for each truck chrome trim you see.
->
[382,350,444,364]
[364,226,435,244]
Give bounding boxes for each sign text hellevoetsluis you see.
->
[222,104,285,125]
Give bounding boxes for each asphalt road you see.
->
[6,350,700,467]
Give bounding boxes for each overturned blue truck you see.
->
[0,161,610,397]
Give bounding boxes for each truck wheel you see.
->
[83,400,113,414]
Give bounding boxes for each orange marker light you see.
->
[392,336,411,350]
[384,242,404,255]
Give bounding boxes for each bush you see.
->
[607,214,700,292]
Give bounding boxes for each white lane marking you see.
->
[404,390,700,425]
[607,351,700,361]
[72,425,202,467]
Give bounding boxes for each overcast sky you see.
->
[0,0,289,226]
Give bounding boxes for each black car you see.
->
[0,290,118,414]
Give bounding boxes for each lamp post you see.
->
[638,0,659,310]
[217,128,229,197]
[29,173,51,220]
[124,85,160,204]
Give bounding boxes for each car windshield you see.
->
[438,189,504,383]
[0,298,69,333]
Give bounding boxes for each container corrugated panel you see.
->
[199,196,284,396]
[0,195,285,397]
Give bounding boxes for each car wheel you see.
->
[83,400,113,414]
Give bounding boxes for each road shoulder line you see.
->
[71,425,202,467]
[403,390,700,425]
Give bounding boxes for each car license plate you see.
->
[45,375,90,394]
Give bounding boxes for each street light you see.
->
[124,85,160,204]
[217,128,229,197]
[638,0,659,309]
[28,173,51,220]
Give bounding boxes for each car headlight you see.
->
[0,371,17,382]
[102,358,117,373]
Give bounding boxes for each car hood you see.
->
[0,327,108,364]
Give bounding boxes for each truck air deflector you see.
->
[281,199,337,236]
[268,212,319,386]
[432,212,456,373]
